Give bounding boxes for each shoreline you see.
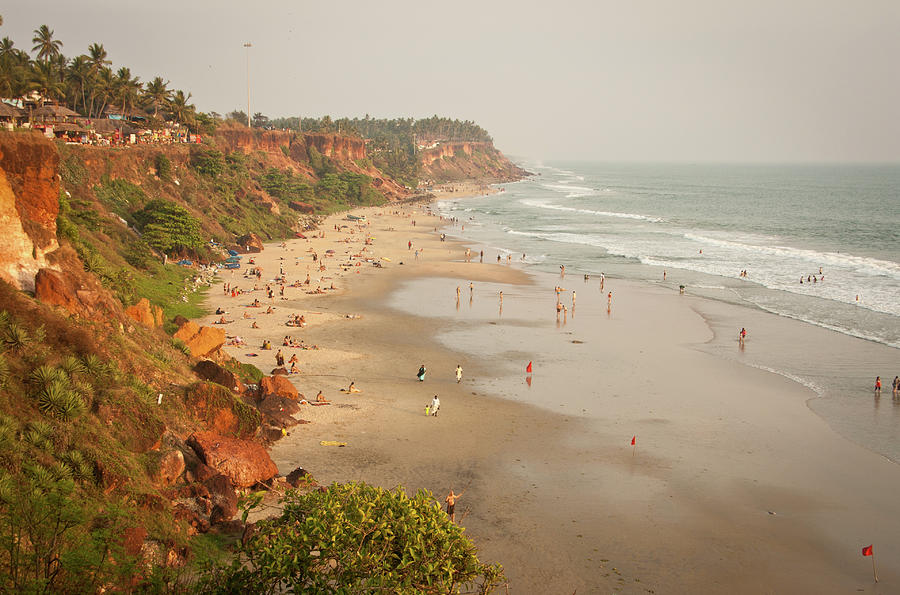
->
[198,195,900,592]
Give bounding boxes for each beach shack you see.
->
[0,102,25,130]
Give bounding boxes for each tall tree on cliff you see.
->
[169,90,196,127]
[31,25,62,63]
[113,66,141,118]
[66,55,91,114]
[143,76,171,118]
[93,66,114,120]
[30,60,64,104]
[86,43,110,117]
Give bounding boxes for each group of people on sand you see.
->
[874,376,900,398]
[286,314,306,327]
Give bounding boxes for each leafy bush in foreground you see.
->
[199,482,504,594]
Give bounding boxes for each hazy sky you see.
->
[5,1,900,162]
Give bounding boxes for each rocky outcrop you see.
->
[187,431,277,488]
[204,473,239,524]
[285,466,312,488]
[419,141,529,184]
[184,382,260,438]
[0,132,60,292]
[173,321,225,358]
[33,265,120,319]
[236,232,264,253]
[125,297,164,328]
[151,449,185,487]
[289,201,315,214]
[194,360,245,393]
[259,375,298,400]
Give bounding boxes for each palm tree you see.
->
[0,37,13,60]
[31,25,63,62]
[113,67,141,118]
[86,43,110,117]
[93,66,114,119]
[30,60,64,104]
[169,89,196,126]
[143,76,171,117]
[66,55,91,114]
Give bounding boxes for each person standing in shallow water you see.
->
[874,376,881,396]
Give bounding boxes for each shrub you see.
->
[94,177,148,213]
[36,379,86,421]
[58,355,86,378]
[23,420,54,451]
[0,354,8,389]
[28,365,67,391]
[192,149,225,178]
[156,153,173,180]
[198,482,504,594]
[133,199,203,254]
[2,322,30,353]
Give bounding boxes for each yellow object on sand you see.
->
[320,440,347,447]
[381,257,391,262]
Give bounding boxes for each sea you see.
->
[428,161,900,462]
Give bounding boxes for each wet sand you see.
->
[201,199,900,593]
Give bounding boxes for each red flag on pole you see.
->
[862,545,873,556]
[631,436,636,446]
[526,361,533,373]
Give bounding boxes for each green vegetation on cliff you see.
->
[200,483,504,594]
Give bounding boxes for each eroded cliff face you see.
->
[419,141,528,183]
[216,128,366,162]
[0,133,60,292]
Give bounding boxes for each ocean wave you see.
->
[521,199,663,223]
[747,363,825,396]
[539,183,597,198]
[742,298,900,350]
[683,233,900,279]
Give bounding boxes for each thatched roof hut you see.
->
[33,104,80,118]
[0,102,25,120]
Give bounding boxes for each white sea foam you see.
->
[521,199,663,222]
[747,364,825,396]
[683,233,900,279]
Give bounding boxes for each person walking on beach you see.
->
[739,327,747,345]
[607,291,612,309]
[456,365,463,383]
[480,250,484,263]
[408,240,412,250]
[892,376,899,397]
[874,376,882,396]
[445,488,464,522]
[275,349,285,367]
[430,395,440,416]
[417,364,427,382]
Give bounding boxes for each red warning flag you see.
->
[526,361,533,373]
[631,436,636,446]
[862,545,873,557]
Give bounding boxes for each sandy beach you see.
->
[199,196,900,593]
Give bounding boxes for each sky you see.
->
[5,0,900,162]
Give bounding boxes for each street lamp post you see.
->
[243,42,252,128]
